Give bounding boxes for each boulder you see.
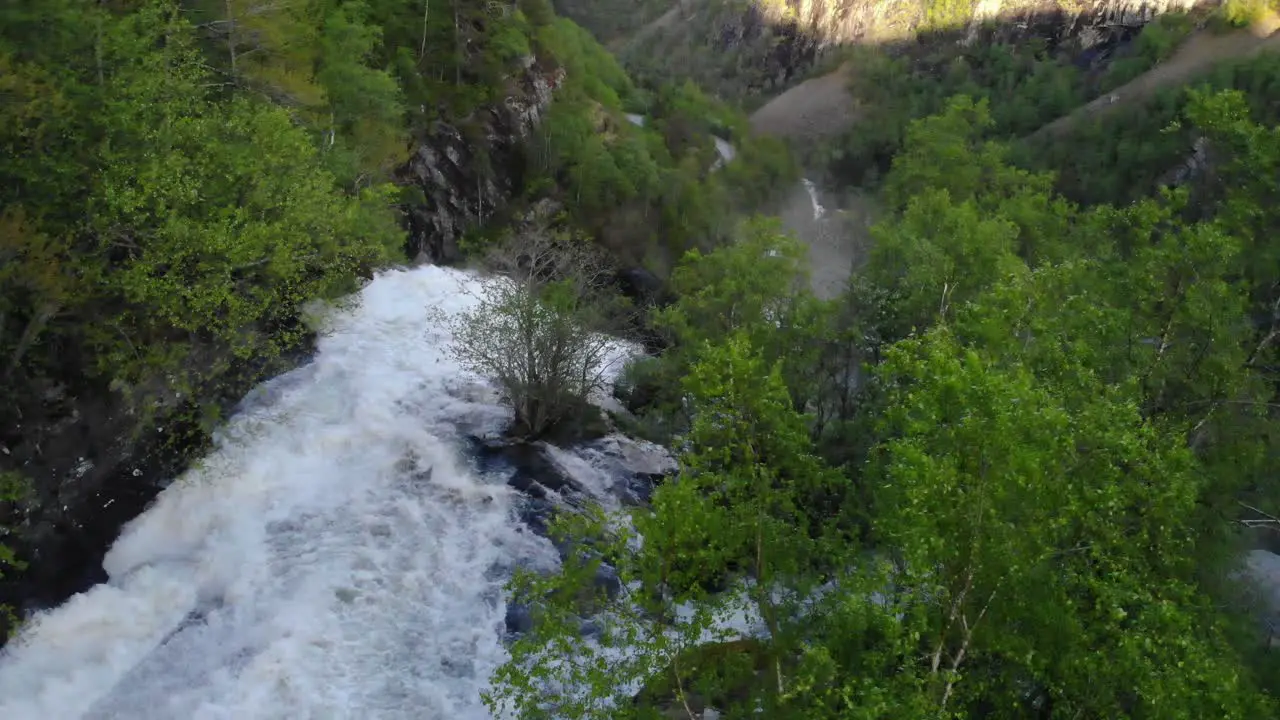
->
[615,267,671,308]
[504,602,536,636]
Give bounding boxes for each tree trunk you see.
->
[419,0,430,60]
[224,0,238,77]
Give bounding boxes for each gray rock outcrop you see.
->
[400,57,564,264]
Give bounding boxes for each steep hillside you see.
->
[1029,10,1280,139]
[613,0,1217,101]
[552,0,674,44]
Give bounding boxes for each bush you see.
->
[447,230,622,439]
[1221,0,1270,27]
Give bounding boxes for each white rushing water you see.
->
[800,178,825,220]
[623,113,736,168]
[0,266,600,720]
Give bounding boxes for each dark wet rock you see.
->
[579,435,678,506]
[578,619,603,639]
[504,602,535,636]
[505,471,549,501]
[502,433,677,511]
[593,562,622,600]
[624,474,659,505]
[498,441,587,498]
[441,655,476,678]
[516,497,557,538]
[400,58,563,264]
[615,267,671,308]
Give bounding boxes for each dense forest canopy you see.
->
[3,0,1280,716]
[487,7,1280,719]
[488,81,1280,717]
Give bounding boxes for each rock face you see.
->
[399,57,564,264]
[620,0,1218,100]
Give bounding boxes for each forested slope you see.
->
[0,0,794,637]
[483,4,1280,718]
[492,89,1280,720]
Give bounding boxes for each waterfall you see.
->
[623,113,736,167]
[0,267,598,720]
[801,178,825,220]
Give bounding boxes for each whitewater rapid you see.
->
[0,267,590,720]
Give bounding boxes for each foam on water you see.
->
[0,266,569,720]
[712,136,736,164]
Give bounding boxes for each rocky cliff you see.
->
[617,0,1220,100]
[399,56,564,264]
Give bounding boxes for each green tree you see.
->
[0,0,401,397]
[870,327,1274,717]
[215,0,327,107]
[651,218,837,416]
[865,189,1026,339]
[486,333,853,719]
[316,1,409,185]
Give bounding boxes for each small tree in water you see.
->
[448,228,618,439]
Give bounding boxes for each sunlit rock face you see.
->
[612,0,1216,100]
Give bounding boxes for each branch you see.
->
[1238,501,1280,531]
[940,588,997,710]
[670,649,699,720]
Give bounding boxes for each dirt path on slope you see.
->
[748,62,860,141]
[1031,15,1280,140]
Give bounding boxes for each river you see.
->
[0,267,633,719]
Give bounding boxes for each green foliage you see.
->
[1017,51,1280,206]
[10,0,1280,711]
[496,82,1280,718]
[487,334,854,719]
[616,0,814,104]
[447,230,619,439]
[0,470,30,630]
[872,328,1265,716]
[549,0,672,44]
[824,40,1086,186]
[536,17,636,106]
[0,0,405,582]
[1220,0,1271,27]
[518,21,797,265]
[649,218,836,418]
[316,1,409,183]
[921,0,973,33]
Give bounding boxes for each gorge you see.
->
[5,0,1280,717]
